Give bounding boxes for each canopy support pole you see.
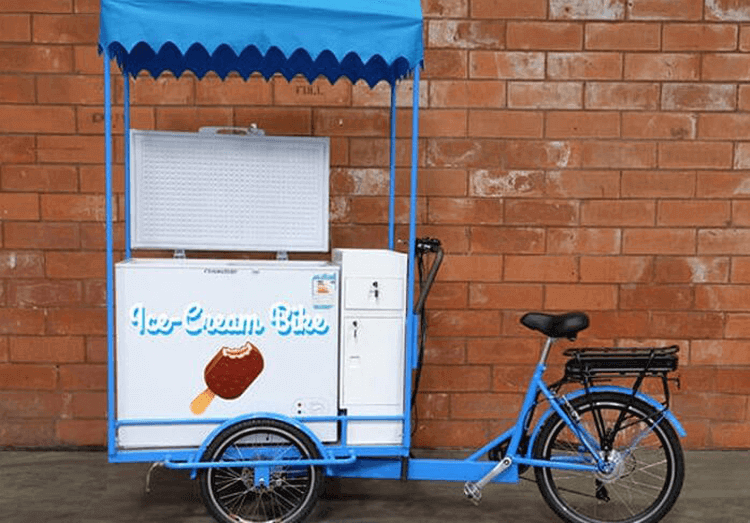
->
[388,84,397,250]
[403,69,420,451]
[124,74,131,259]
[104,53,116,459]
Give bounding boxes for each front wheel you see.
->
[198,419,324,523]
[533,392,684,523]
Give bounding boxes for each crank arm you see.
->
[463,457,512,505]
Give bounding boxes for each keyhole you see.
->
[372,281,379,299]
[353,320,358,339]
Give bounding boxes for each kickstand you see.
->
[145,462,164,494]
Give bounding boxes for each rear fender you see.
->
[525,385,686,461]
[189,412,328,479]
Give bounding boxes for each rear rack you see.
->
[554,345,681,414]
[563,345,679,379]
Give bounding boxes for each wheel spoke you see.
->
[246,491,262,518]
[219,488,247,506]
[274,488,301,512]
[215,467,242,479]
[201,422,321,523]
[534,392,683,523]
[608,483,636,516]
[215,477,244,493]
[632,460,667,481]
[618,478,665,494]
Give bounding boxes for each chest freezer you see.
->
[115,258,340,449]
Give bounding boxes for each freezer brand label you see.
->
[312,272,337,309]
[129,302,330,337]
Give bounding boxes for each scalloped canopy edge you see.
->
[101,42,418,87]
[99,0,423,86]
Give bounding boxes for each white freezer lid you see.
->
[129,129,330,253]
[116,258,338,270]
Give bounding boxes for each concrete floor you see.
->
[0,450,747,523]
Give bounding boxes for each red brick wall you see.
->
[1,0,750,449]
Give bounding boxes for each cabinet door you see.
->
[343,277,405,310]
[341,316,405,408]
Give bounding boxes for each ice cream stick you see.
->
[190,388,216,415]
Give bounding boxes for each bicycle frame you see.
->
[151,333,683,488]
[329,335,685,485]
[466,337,602,474]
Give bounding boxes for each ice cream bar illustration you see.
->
[190,341,264,415]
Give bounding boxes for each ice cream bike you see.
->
[100,2,686,523]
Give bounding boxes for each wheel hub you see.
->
[240,467,255,490]
[595,450,628,483]
[241,467,286,492]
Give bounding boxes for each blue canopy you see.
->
[99,0,423,86]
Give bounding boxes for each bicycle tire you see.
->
[533,392,684,523]
[198,418,324,523]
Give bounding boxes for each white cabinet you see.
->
[341,316,404,406]
[333,249,408,445]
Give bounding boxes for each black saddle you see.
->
[520,312,589,340]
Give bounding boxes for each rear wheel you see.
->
[198,419,324,523]
[533,392,684,523]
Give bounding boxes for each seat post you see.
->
[539,337,555,365]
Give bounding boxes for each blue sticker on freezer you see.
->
[129,302,330,337]
[312,273,337,309]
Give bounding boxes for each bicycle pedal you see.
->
[463,481,482,505]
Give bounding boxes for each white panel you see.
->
[333,248,408,278]
[334,248,408,446]
[344,277,404,310]
[130,130,329,252]
[341,316,404,406]
[115,259,339,449]
[341,315,405,445]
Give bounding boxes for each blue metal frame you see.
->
[388,83,396,251]
[103,50,683,488]
[103,51,423,466]
[104,51,117,461]
[123,73,131,260]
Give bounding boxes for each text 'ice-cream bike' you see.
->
[100,2,685,523]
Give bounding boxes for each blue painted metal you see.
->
[526,384,686,461]
[402,68,420,451]
[112,443,407,465]
[569,385,686,437]
[466,427,514,462]
[536,379,602,458]
[466,364,598,466]
[104,52,117,462]
[117,418,229,427]
[254,466,269,487]
[463,364,602,470]
[388,84,396,251]
[102,0,427,475]
[109,448,197,463]
[116,413,405,427]
[166,454,356,470]
[322,445,408,458]
[330,458,519,483]
[123,74,131,259]
[505,363,548,459]
[328,457,401,479]
[513,456,596,472]
[408,459,518,483]
[189,412,329,477]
